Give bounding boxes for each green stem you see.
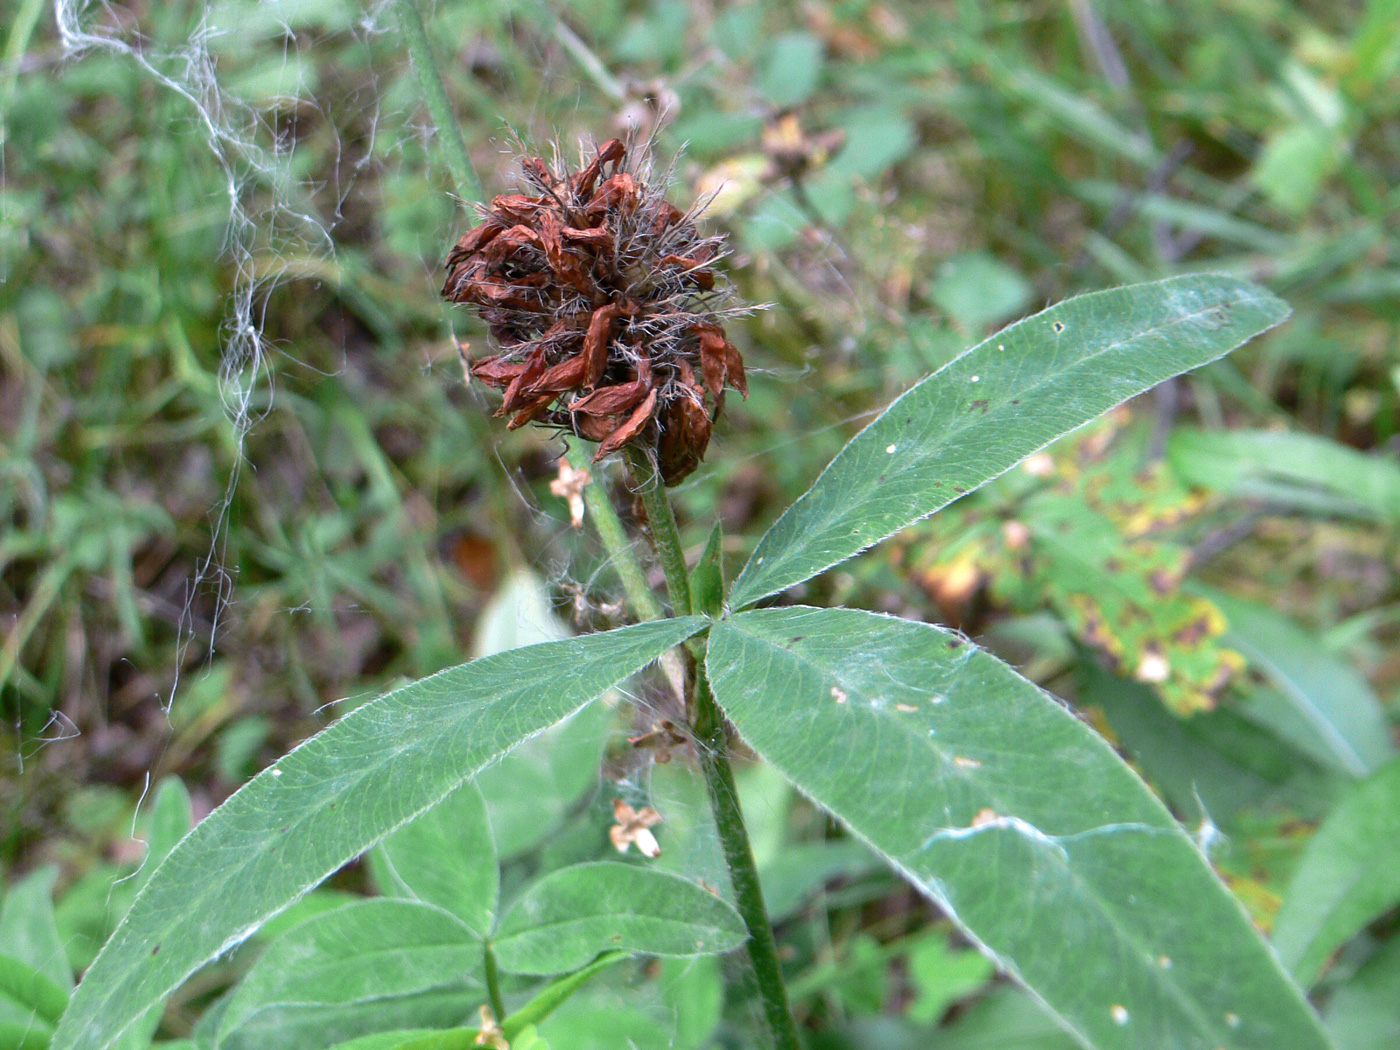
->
[569,445,661,622]
[693,668,803,1050]
[622,447,800,1050]
[483,943,505,1021]
[390,0,486,208]
[622,446,692,617]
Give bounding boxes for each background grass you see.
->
[2,0,1398,1045]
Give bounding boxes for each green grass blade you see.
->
[729,275,1290,609]
[707,607,1330,1050]
[51,616,705,1050]
[1274,758,1400,986]
[1202,587,1394,778]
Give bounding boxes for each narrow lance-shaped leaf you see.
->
[707,607,1329,1050]
[52,615,705,1050]
[729,275,1290,608]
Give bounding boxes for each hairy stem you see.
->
[692,657,802,1049]
[568,446,662,622]
[623,447,801,1050]
[622,446,693,617]
[390,0,485,208]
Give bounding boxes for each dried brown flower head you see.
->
[442,138,747,485]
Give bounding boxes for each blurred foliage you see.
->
[2,0,1399,1045]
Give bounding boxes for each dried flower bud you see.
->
[443,138,747,485]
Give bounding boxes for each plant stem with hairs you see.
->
[623,447,802,1050]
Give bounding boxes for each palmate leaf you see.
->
[728,274,1290,608]
[52,616,705,1050]
[706,607,1329,1050]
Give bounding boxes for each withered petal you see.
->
[570,138,626,202]
[725,343,748,398]
[527,352,589,395]
[470,355,530,386]
[583,303,622,389]
[650,201,684,234]
[561,225,612,246]
[500,349,548,412]
[445,223,502,269]
[491,194,545,224]
[594,387,658,460]
[585,172,639,218]
[658,395,712,486]
[570,376,650,417]
[521,155,562,191]
[506,392,556,429]
[659,255,715,290]
[572,413,615,442]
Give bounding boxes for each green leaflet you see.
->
[0,954,67,1028]
[0,867,71,993]
[52,616,705,1050]
[706,607,1328,1050]
[729,275,1290,608]
[1169,427,1400,523]
[493,864,746,976]
[372,782,498,938]
[214,899,482,1046]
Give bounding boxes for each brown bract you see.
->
[442,138,746,485]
